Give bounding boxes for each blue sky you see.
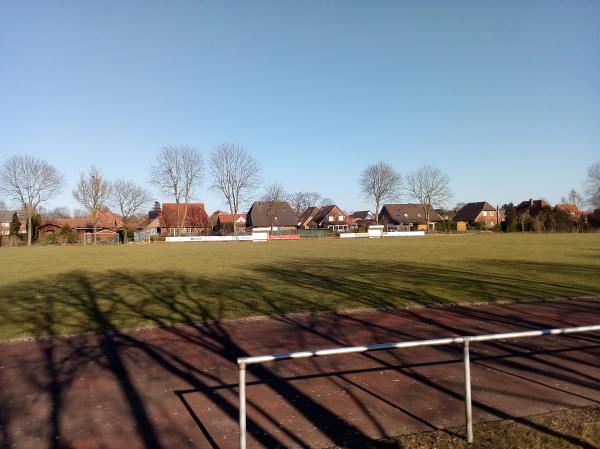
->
[1,0,599,213]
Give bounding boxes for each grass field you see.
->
[0,233,599,340]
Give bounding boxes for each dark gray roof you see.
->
[379,204,443,224]
[246,201,297,228]
[349,210,373,220]
[453,202,495,222]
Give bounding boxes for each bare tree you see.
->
[43,206,72,219]
[359,161,402,224]
[406,165,452,228]
[73,209,88,218]
[209,143,261,236]
[151,145,204,236]
[586,161,600,209]
[0,155,65,245]
[262,182,287,232]
[566,189,584,210]
[111,179,152,244]
[0,198,6,211]
[73,166,112,245]
[288,191,322,216]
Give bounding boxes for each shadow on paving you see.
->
[0,258,599,448]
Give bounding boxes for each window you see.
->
[490,211,495,216]
[483,211,488,217]
[329,215,334,221]
[417,213,421,217]
[338,216,344,221]
[403,213,409,217]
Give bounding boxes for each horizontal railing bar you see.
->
[237,324,600,366]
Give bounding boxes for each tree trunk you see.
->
[375,200,380,224]
[182,202,189,236]
[27,211,32,246]
[93,223,97,245]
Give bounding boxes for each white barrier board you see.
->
[383,231,425,237]
[166,232,268,243]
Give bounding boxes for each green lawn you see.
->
[0,233,599,340]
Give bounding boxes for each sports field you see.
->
[0,233,599,340]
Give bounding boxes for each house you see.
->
[246,201,297,230]
[515,199,550,218]
[453,202,502,231]
[298,205,350,232]
[216,213,247,234]
[348,211,376,230]
[556,203,581,220]
[159,203,209,236]
[297,206,321,229]
[39,211,122,242]
[0,210,27,236]
[379,204,443,231]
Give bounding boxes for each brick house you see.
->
[515,199,550,218]
[215,212,247,234]
[159,203,209,236]
[379,204,443,231]
[298,205,350,232]
[348,211,375,230]
[453,202,503,230]
[39,211,122,242]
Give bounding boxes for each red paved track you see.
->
[2,298,600,449]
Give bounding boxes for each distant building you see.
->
[216,213,247,234]
[0,210,26,236]
[39,211,122,242]
[159,203,209,236]
[379,204,443,231]
[515,199,550,218]
[453,202,503,231]
[348,211,376,231]
[246,201,297,230]
[556,203,581,220]
[297,205,350,233]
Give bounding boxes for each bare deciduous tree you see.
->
[111,179,152,244]
[151,145,204,236]
[406,165,452,228]
[43,206,72,219]
[586,161,600,209]
[359,161,402,224]
[288,191,322,216]
[73,166,112,245]
[262,182,287,232]
[0,155,65,245]
[566,189,584,210]
[209,143,261,236]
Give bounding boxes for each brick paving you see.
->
[1,298,600,449]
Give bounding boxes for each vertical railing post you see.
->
[239,362,247,449]
[463,338,473,443]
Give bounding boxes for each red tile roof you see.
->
[159,203,208,228]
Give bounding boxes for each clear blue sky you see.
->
[1,0,599,213]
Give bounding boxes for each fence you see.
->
[271,229,333,238]
[237,323,600,449]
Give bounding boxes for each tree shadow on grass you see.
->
[0,257,598,448]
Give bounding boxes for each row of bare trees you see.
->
[73,167,153,244]
[359,162,452,225]
[2,148,599,245]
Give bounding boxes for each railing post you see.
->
[463,338,473,443]
[239,362,247,449]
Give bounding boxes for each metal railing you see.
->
[237,323,600,448]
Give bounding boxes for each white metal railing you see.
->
[237,324,600,448]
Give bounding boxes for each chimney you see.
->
[529,198,534,207]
